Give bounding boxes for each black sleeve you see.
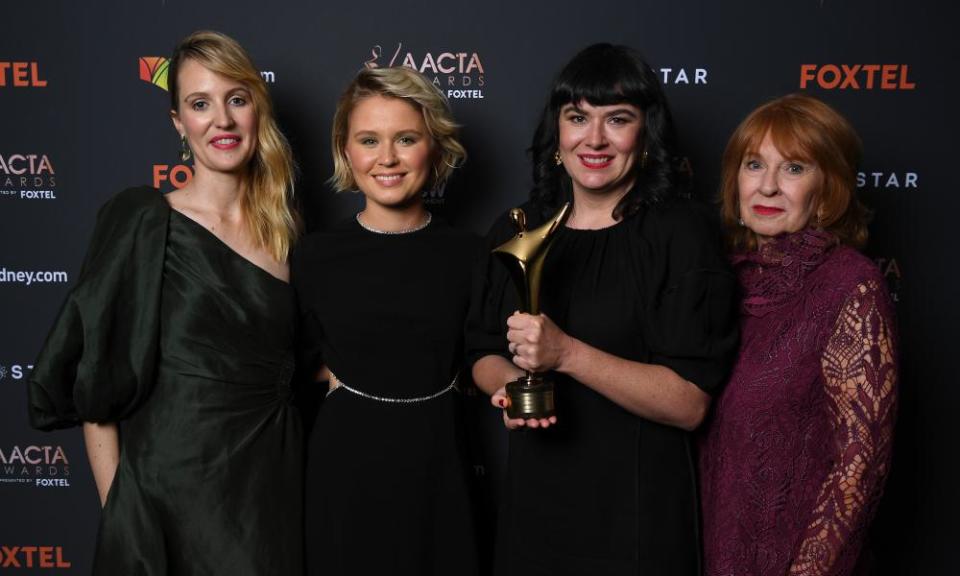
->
[464,211,520,368]
[641,202,739,395]
[290,237,325,381]
[27,187,168,430]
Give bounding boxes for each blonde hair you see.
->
[169,30,300,261]
[330,66,466,192]
[720,93,868,252]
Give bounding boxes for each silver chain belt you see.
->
[326,371,459,404]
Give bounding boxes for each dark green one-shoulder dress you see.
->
[28,187,302,575]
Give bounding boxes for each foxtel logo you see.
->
[0,546,71,568]
[153,164,193,189]
[0,62,47,87]
[800,64,915,90]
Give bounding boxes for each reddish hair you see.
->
[719,93,868,252]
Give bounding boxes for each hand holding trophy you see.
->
[493,202,571,420]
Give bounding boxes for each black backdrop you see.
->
[1,1,955,573]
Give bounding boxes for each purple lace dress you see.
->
[699,229,898,576]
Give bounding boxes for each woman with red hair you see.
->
[699,93,898,576]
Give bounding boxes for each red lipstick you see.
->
[209,134,241,150]
[752,205,784,216]
[578,154,613,169]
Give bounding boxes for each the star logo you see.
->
[0,365,7,380]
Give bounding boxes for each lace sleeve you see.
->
[789,280,898,576]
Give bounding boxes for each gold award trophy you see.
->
[493,202,571,419]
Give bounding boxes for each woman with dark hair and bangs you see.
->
[528,45,682,216]
[467,43,739,575]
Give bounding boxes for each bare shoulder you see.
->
[163,186,226,233]
[163,186,200,217]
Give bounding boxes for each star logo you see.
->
[0,365,7,380]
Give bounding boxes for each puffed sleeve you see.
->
[27,186,168,430]
[640,201,739,395]
[465,210,521,367]
[789,276,898,576]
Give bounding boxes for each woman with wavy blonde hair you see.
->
[293,66,478,576]
[167,29,300,262]
[28,30,303,574]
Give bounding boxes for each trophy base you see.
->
[505,375,555,420]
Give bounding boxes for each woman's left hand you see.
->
[506,311,571,373]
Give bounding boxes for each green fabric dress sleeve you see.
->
[27,186,169,430]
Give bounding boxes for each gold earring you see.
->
[179,135,192,162]
[554,150,562,166]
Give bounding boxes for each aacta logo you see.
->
[800,64,916,90]
[0,154,57,200]
[365,43,485,100]
[0,62,47,87]
[874,256,902,303]
[0,546,71,569]
[1,446,71,487]
[140,56,170,90]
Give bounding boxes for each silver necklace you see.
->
[356,211,432,235]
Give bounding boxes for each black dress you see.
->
[466,198,739,576]
[28,187,303,575]
[292,216,480,576]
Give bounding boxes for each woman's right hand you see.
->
[490,386,557,430]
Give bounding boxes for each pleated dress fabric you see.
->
[28,187,303,575]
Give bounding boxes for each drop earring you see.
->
[554,150,562,166]
[180,135,192,162]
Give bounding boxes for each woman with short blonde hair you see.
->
[329,66,466,194]
[293,65,478,576]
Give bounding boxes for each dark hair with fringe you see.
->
[530,43,684,219]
